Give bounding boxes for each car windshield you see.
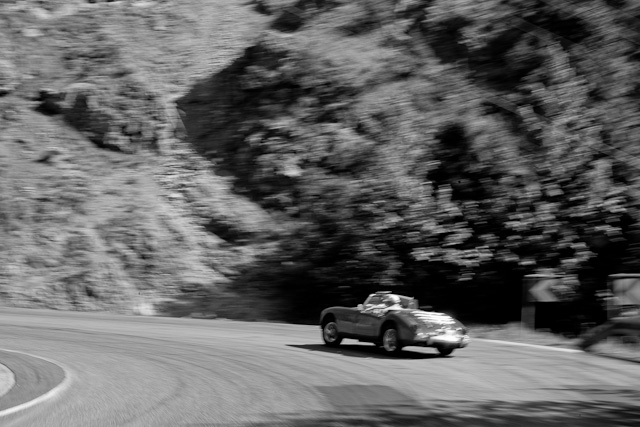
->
[363,294,385,307]
[362,293,413,309]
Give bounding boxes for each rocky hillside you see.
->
[0,0,284,320]
[3,0,640,325]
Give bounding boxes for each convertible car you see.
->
[320,291,470,356]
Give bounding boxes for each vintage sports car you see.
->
[320,291,470,356]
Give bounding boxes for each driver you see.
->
[383,294,403,310]
[364,294,403,316]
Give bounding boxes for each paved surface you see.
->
[0,307,638,426]
[0,349,65,413]
[0,362,15,399]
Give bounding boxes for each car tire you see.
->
[382,326,403,354]
[322,321,342,347]
[437,347,454,356]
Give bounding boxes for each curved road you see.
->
[0,308,639,426]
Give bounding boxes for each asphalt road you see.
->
[0,308,639,427]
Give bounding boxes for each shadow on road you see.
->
[187,395,640,426]
[585,349,640,365]
[287,343,442,359]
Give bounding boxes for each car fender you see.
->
[320,307,343,325]
[377,312,416,342]
[320,306,359,334]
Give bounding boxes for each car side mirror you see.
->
[357,304,364,311]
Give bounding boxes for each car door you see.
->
[355,309,384,338]
[335,308,358,335]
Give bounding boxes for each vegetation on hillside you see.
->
[182,0,640,324]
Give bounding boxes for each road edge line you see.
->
[475,338,583,353]
[0,362,16,399]
[0,348,73,418]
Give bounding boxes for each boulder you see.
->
[60,77,174,153]
[62,83,112,146]
[271,0,342,32]
[35,148,64,164]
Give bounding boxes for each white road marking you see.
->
[0,348,73,418]
[476,339,583,353]
[0,362,15,399]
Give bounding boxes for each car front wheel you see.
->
[437,347,454,356]
[322,321,342,347]
[382,327,402,354]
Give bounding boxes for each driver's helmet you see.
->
[384,294,402,307]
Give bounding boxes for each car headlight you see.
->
[412,325,431,338]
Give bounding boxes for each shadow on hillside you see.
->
[185,394,640,426]
[154,291,282,322]
[287,344,442,359]
[175,59,247,173]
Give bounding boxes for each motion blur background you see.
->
[1,0,640,329]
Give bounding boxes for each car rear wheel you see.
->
[382,327,402,354]
[437,347,454,356]
[322,321,342,347]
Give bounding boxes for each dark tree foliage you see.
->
[187,0,640,323]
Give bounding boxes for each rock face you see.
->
[60,78,180,154]
[0,60,18,96]
[0,0,285,320]
[62,83,114,149]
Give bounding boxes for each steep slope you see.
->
[0,0,283,319]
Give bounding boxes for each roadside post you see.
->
[607,274,640,319]
[578,274,640,349]
[521,274,562,331]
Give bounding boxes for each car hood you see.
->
[398,309,463,329]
